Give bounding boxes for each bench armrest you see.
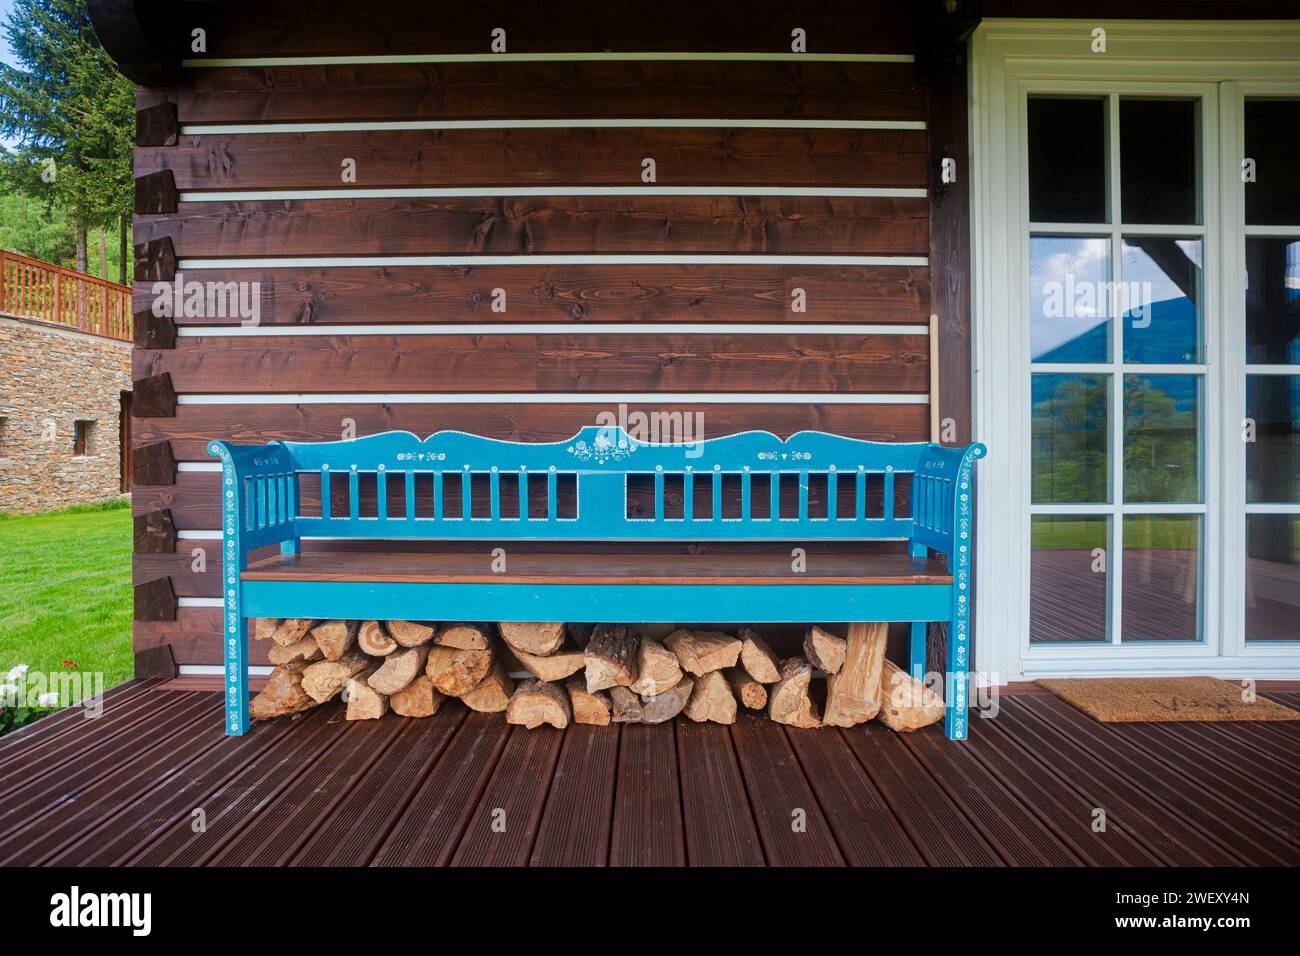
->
[911,442,987,559]
[208,440,300,551]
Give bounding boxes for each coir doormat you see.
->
[1036,676,1300,723]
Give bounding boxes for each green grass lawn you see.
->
[0,501,134,700]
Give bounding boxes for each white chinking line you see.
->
[180,186,926,201]
[181,51,913,68]
[180,118,926,135]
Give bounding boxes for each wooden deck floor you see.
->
[2,681,1298,867]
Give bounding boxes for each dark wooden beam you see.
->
[910,0,982,87]
[133,309,176,349]
[134,643,178,681]
[132,372,177,417]
[134,237,175,282]
[135,170,178,215]
[132,441,177,486]
[133,508,177,553]
[135,102,178,147]
[134,576,177,622]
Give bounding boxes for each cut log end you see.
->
[302,652,369,704]
[389,675,444,718]
[506,679,571,729]
[388,619,436,647]
[878,659,945,732]
[250,661,316,720]
[344,669,387,720]
[368,644,430,696]
[628,636,683,697]
[358,619,398,656]
[665,629,742,676]
[510,643,586,682]
[804,626,847,675]
[269,618,315,647]
[435,622,490,650]
[739,628,782,684]
[583,623,640,692]
[460,659,515,713]
[768,656,822,729]
[426,643,494,697]
[565,675,611,726]
[683,670,737,724]
[499,621,566,656]
[310,620,358,661]
[725,668,768,711]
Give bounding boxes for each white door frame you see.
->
[968,18,1300,684]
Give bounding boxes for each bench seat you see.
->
[244,550,953,586]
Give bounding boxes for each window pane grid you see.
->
[1028,91,1207,645]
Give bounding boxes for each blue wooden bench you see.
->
[209,427,986,740]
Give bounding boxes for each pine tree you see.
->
[0,0,133,277]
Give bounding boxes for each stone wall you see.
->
[0,314,132,514]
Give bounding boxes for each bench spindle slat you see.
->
[519,469,529,520]
[654,470,665,522]
[770,472,780,522]
[405,471,415,520]
[741,470,751,522]
[348,469,360,520]
[712,471,722,521]
[376,469,388,521]
[547,469,557,520]
[433,471,444,520]
[683,471,694,521]
[461,469,472,521]
[827,468,838,520]
[490,469,500,521]
[884,470,894,521]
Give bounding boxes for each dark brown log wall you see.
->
[130,0,967,670]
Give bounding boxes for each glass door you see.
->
[1023,87,1217,651]
[1241,96,1300,645]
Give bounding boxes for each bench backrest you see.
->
[209,427,986,556]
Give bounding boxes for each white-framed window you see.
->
[969,20,1300,682]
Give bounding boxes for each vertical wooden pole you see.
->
[929,313,941,443]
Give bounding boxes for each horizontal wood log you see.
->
[132,508,176,553]
[137,196,927,258]
[134,264,928,328]
[133,333,928,395]
[133,402,930,461]
[170,2,913,59]
[166,61,921,125]
[140,127,926,190]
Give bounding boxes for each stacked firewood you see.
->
[249,619,945,733]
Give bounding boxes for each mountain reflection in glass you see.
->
[1030,236,1111,362]
[1122,238,1203,364]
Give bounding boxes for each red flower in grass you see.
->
[61,659,77,669]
